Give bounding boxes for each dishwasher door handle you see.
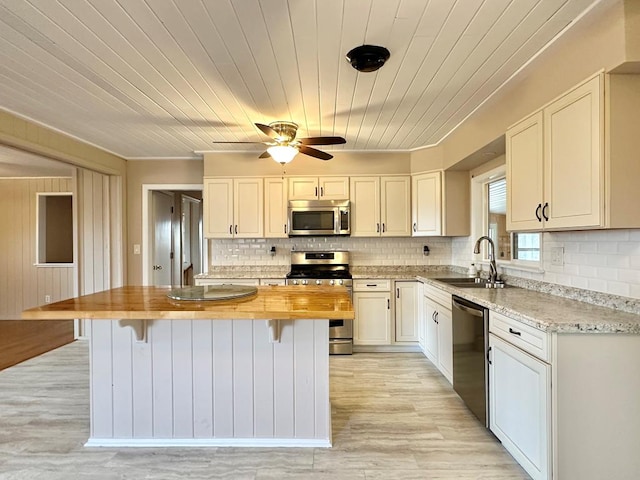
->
[452,299,484,317]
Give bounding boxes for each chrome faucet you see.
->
[473,236,499,285]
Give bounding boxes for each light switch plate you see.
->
[550,247,564,266]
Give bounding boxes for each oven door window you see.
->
[291,211,335,231]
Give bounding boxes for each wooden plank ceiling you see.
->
[0,0,598,160]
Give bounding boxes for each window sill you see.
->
[476,260,544,274]
[34,263,75,268]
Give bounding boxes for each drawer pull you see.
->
[508,327,522,336]
[366,284,377,287]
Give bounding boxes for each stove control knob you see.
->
[316,279,322,285]
[329,279,335,286]
[301,279,308,285]
[338,279,344,286]
[291,279,298,285]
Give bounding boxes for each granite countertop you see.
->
[197,265,640,334]
[22,286,354,321]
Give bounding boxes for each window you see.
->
[473,166,541,269]
[36,193,74,265]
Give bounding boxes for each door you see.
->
[318,177,349,199]
[395,281,419,342]
[264,178,288,238]
[506,112,544,231]
[288,177,319,200]
[412,172,442,236]
[489,334,550,480]
[151,191,173,286]
[350,177,380,237]
[353,292,390,345]
[233,178,263,238]
[437,306,453,384]
[424,298,439,365]
[203,178,233,238]
[381,176,411,237]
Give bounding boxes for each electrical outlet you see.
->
[550,247,564,266]
[133,244,141,255]
[44,295,51,303]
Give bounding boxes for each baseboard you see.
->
[85,437,332,448]
[353,344,423,353]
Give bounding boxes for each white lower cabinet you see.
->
[489,333,551,480]
[394,281,420,342]
[422,283,453,384]
[353,289,391,345]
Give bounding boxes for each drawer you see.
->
[490,310,550,362]
[195,278,260,286]
[259,278,286,286]
[353,279,391,292]
[423,283,451,309]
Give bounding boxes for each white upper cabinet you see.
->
[264,178,288,238]
[412,172,442,235]
[412,171,469,236]
[288,177,349,200]
[507,73,640,232]
[203,177,263,238]
[350,176,410,237]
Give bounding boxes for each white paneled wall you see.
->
[452,230,640,300]
[0,177,75,319]
[87,318,330,447]
[209,236,452,267]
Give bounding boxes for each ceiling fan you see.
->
[212,121,346,164]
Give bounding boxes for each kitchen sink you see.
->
[433,277,507,288]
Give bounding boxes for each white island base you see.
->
[86,318,331,448]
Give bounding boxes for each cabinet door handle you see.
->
[487,346,492,365]
[315,186,318,197]
[396,288,400,298]
[435,311,439,324]
[284,224,287,234]
[542,202,549,221]
[508,327,521,336]
[431,311,436,321]
[413,222,417,232]
[235,225,238,235]
[229,225,233,234]
[535,203,542,222]
[376,223,380,233]
[387,299,390,309]
[320,186,324,197]
[382,223,386,233]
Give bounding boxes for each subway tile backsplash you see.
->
[208,229,640,300]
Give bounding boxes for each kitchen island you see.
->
[22,285,354,448]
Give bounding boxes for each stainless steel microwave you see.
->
[287,200,350,236]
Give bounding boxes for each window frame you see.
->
[471,165,542,271]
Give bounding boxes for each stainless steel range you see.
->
[286,251,353,355]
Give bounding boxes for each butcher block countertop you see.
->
[22,285,354,321]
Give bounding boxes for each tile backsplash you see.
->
[208,236,452,267]
[452,229,640,300]
[208,229,640,300]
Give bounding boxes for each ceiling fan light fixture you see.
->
[267,145,298,164]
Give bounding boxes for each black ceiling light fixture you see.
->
[346,45,390,72]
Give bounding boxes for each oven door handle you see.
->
[452,299,484,317]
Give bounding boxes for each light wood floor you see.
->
[0,342,529,479]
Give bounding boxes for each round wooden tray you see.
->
[167,285,258,301]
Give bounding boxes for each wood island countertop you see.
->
[22,285,355,321]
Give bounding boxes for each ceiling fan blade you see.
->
[211,141,265,144]
[299,145,333,160]
[258,151,271,159]
[299,136,346,146]
[255,123,279,139]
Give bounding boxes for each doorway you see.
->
[143,184,204,287]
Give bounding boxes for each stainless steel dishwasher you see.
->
[452,295,489,427]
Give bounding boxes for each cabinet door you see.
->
[264,178,288,238]
[233,178,263,238]
[381,176,411,237]
[288,177,319,200]
[353,291,391,345]
[395,281,419,342]
[424,298,439,364]
[544,75,602,230]
[418,285,426,351]
[318,177,349,199]
[203,178,233,238]
[506,112,544,231]
[411,172,442,236]
[437,306,453,384]
[489,334,550,480]
[350,177,381,237]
